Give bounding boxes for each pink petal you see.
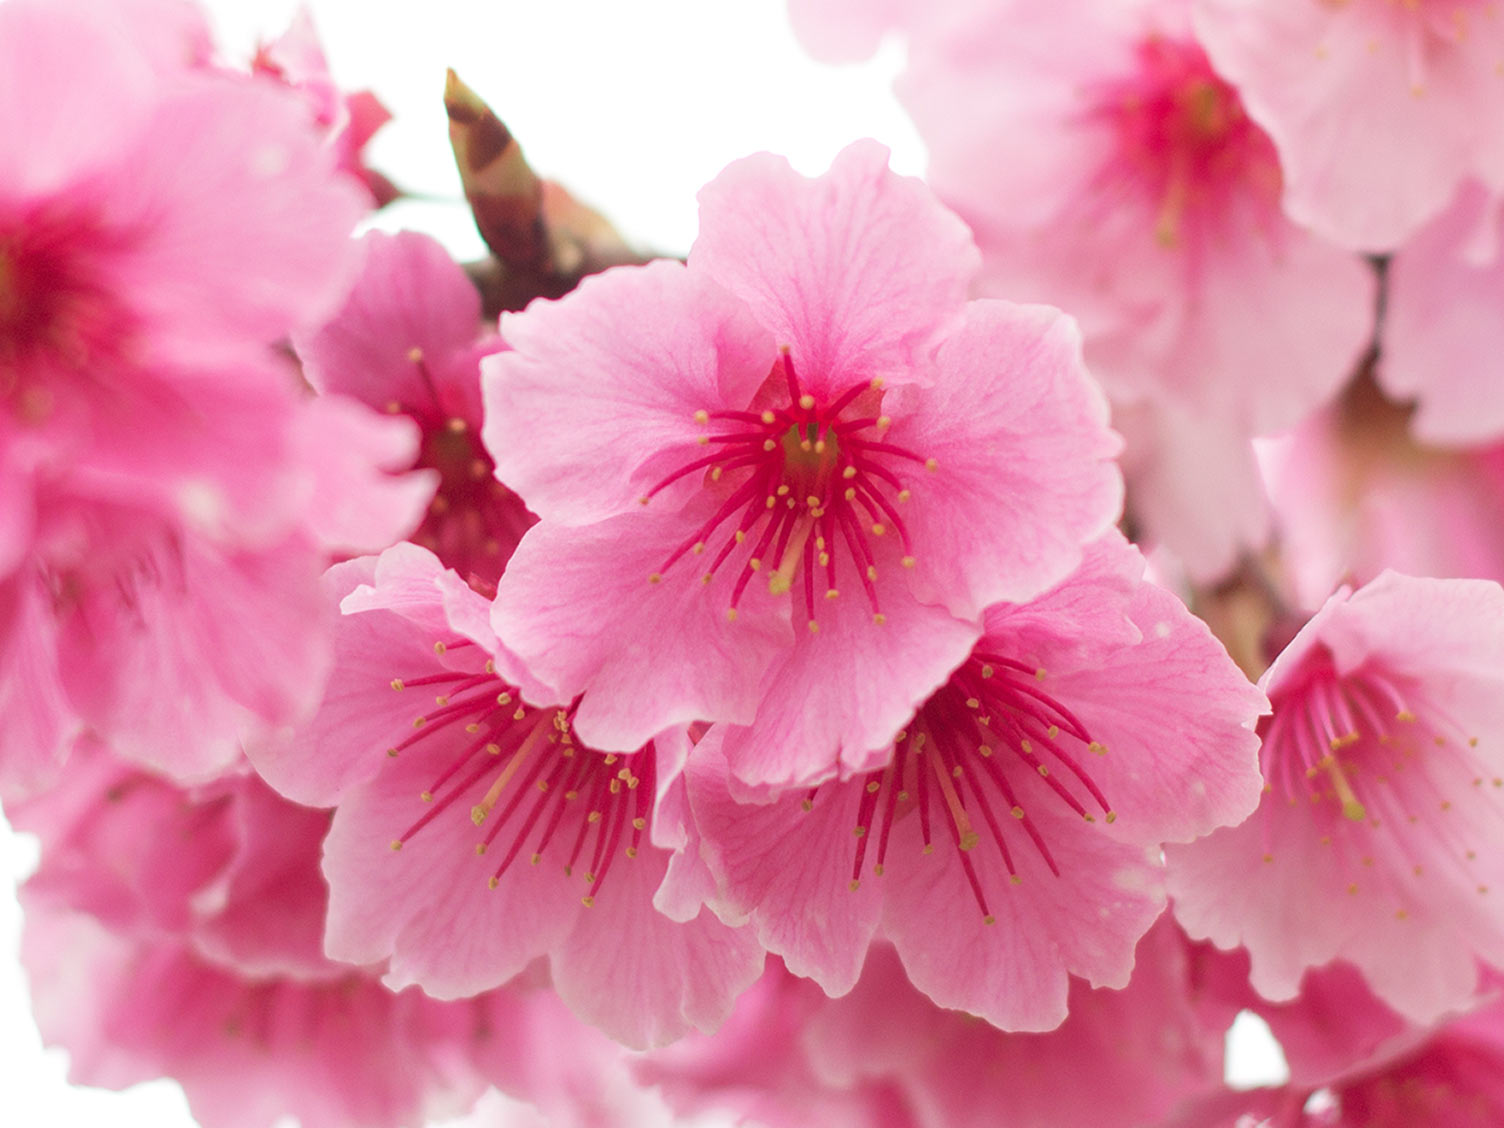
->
[687,734,884,996]
[491,511,793,754]
[881,797,1166,1031]
[0,0,155,196]
[717,565,981,792]
[483,259,773,525]
[295,230,487,420]
[689,140,980,398]
[106,76,364,366]
[887,300,1123,616]
[552,841,766,1050]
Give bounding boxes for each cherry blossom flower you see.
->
[250,543,764,1049]
[1168,571,1504,1023]
[0,0,429,797]
[682,533,1264,1029]
[296,230,535,590]
[1195,0,1504,252]
[891,0,1373,578]
[12,742,658,1128]
[483,141,1122,790]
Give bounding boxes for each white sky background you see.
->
[0,1,1286,1124]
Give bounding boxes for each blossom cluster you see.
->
[6,0,1504,1125]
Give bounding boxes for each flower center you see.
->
[808,651,1113,923]
[1261,656,1501,909]
[385,639,654,907]
[0,209,133,421]
[385,349,533,591]
[643,350,932,631]
[1092,35,1282,246]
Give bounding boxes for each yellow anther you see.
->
[763,439,776,451]
[648,572,662,584]
[871,522,886,536]
[925,458,937,472]
[799,394,815,410]
[693,409,708,424]
[726,608,738,622]
[386,747,399,758]
[873,613,886,625]
[978,744,993,757]
[807,620,820,634]
[433,641,447,655]
[801,798,813,812]
[390,678,405,691]
[853,826,867,838]
[897,489,911,502]
[877,416,891,430]
[983,914,996,924]
[497,692,512,705]
[825,588,840,600]
[697,435,710,446]
[1011,806,1025,819]
[866,565,877,580]
[581,895,595,908]
[748,558,762,571]
[390,840,403,851]
[849,879,861,892]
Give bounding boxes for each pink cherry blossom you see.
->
[13,736,667,1128]
[483,141,1122,789]
[643,921,1228,1128]
[892,0,1373,578]
[0,0,433,798]
[682,533,1264,1029]
[1168,571,1504,1023]
[249,543,764,1049]
[1385,183,1504,446]
[1196,0,1504,252]
[296,230,535,589]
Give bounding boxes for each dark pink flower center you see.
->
[1089,35,1282,246]
[644,350,933,630]
[386,639,654,907]
[384,352,534,592]
[808,650,1112,923]
[1261,654,1499,909]
[0,206,132,419]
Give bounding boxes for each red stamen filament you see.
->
[641,351,933,629]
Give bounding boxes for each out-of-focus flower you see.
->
[1195,0,1504,252]
[1385,184,1504,446]
[0,0,428,798]
[891,0,1373,578]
